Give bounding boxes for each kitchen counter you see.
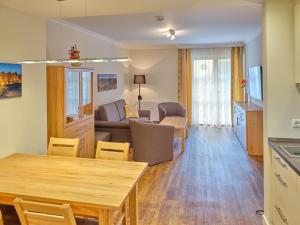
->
[269,137,300,176]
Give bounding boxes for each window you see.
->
[192,48,231,127]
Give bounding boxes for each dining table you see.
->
[0,153,148,225]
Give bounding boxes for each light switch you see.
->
[292,119,300,128]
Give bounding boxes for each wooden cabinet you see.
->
[233,102,263,156]
[47,66,95,158]
[271,151,300,225]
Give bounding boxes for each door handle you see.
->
[275,205,288,224]
[274,156,286,168]
[274,173,288,187]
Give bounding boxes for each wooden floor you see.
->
[138,127,263,225]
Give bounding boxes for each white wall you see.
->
[47,20,130,107]
[263,0,300,223]
[129,48,178,120]
[0,6,47,158]
[245,34,262,70]
[245,33,263,107]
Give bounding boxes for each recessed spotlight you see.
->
[156,16,165,22]
[168,29,176,40]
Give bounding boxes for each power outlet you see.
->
[292,119,300,128]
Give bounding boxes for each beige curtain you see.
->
[231,47,246,123]
[178,49,192,127]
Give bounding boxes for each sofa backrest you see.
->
[95,99,128,121]
[114,99,126,121]
[99,102,121,121]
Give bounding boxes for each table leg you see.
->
[122,201,128,225]
[185,126,189,139]
[129,184,138,225]
[181,129,185,152]
[99,209,113,225]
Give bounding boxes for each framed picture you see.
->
[0,63,22,99]
[97,74,117,92]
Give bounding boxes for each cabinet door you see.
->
[77,127,95,158]
[82,71,92,106]
[236,110,247,149]
[233,105,238,134]
[65,69,80,119]
[85,127,95,158]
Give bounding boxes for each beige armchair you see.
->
[129,120,175,166]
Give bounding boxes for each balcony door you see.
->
[192,48,232,127]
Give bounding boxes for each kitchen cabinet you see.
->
[233,102,263,156]
[272,151,300,225]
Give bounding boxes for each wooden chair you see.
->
[48,137,80,157]
[13,198,77,225]
[95,141,129,161]
[0,209,3,225]
[95,141,129,224]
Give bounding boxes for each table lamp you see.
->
[133,75,146,110]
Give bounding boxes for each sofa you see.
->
[158,102,186,121]
[130,120,175,166]
[94,99,151,144]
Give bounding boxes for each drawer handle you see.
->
[274,173,288,187]
[275,205,288,224]
[274,156,286,168]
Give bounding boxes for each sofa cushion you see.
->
[95,131,111,142]
[114,99,126,120]
[99,103,120,121]
[94,109,100,121]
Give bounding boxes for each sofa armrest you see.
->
[180,108,187,117]
[138,110,151,119]
[95,120,129,129]
[158,105,167,121]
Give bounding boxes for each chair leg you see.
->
[0,209,4,225]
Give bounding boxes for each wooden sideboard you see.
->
[47,66,95,158]
[233,101,263,156]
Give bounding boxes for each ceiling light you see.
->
[18,57,132,64]
[168,29,176,40]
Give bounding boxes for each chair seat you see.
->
[0,205,98,225]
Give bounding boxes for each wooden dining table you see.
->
[0,153,148,225]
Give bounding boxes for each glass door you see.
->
[65,69,80,122]
[82,71,92,105]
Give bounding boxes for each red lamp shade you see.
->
[133,75,146,84]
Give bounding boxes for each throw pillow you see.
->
[124,105,139,118]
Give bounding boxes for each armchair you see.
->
[158,102,186,121]
[129,120,175,166]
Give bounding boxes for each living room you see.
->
[1,0,300,225]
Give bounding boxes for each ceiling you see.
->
[0,0,263,49]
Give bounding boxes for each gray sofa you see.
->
[94,99,151,143]
[129,120,175,165]
[158,102,186,121]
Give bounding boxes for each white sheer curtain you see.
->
[192,48,232,127]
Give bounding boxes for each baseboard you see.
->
[263,214,272,225]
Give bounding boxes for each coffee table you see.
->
[159,116,188,152]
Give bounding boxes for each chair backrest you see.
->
[48,137,80,157]
[13,198,77,225]
[0,209,3,225]
[95,141,129,161]
[129,120,174,165]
